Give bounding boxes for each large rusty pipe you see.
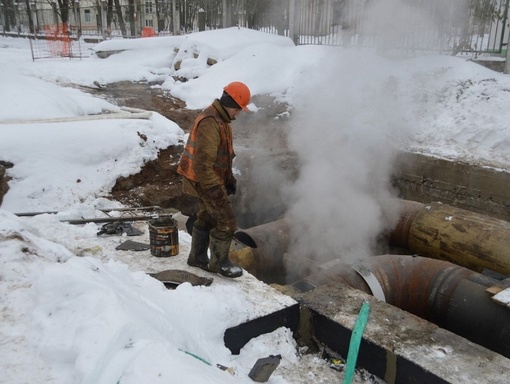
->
[232,219,289,281]
[290,254,510,359]
[231,216,510,358]
[233,201,510,279]
[390,200,510,276]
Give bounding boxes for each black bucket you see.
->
[148,216,179,257]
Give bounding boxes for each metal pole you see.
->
[505,22,510,73]
[15,2,21,34]
[222,0,226,28]
[289,0,295,44]
[32,0,39,34]
[171,0,178,34]
[74,0,81,39]
[0,4,4,34]
[503,0,510,74]
[100,0,106,39]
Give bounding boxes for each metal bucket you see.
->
[148,216,179,257]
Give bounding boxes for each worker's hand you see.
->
[226,176,237,195]
[205,185,226,201]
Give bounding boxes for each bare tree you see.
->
[2,0,15,32]
[113,0,127,36]
[56,0,70,25]
[24,0,35,33]
[127,0,135,36]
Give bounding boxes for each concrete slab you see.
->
[293,282,510,384]
[393,150,510,222]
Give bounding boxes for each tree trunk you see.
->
[106,0,113,30]
[128,0,135,37]
[24,0,34,33]
[2,0,12,31]
[114,0,127,36]
[57,0,70,24]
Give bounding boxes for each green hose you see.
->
[342,300,371,384]
[179,348,212,366]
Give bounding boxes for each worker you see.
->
[177,81,251,278]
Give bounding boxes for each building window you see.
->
[145,19,153,27]
[145,1,153,14]
[84,9,91,23]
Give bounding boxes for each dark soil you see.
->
[86,81,202,216]
[0,161,13,207]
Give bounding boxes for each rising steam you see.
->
[282,0,449,269]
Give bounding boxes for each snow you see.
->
[493,287,510,306]
[1,25,510,384]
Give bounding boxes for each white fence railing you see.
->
[2,0,509,58]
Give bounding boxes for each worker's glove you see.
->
[226,176,237,196]
[205,185,226,201]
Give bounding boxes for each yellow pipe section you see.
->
[229,246,258,275]
[391,200,510,276]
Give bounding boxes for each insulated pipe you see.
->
[390,200,510,276]
[233,219,289,281]
[233,201,510,279]
[0,107,152,125]
[290,254,510,359]
[231,217,510,357]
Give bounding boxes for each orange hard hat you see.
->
[223,82,251,111]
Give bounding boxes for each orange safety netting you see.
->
[44,24,72,57]
[141,27,157,38]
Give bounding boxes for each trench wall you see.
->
[392,151,510,222]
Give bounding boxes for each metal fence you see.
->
[2,0,509,59]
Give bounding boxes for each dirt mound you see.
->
[87,81,201,216]
[0,161,13,206]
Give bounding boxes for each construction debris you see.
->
[248,354,281,382]
[115,240,150,252]
[97,222,144,236]
[149,269,213,289]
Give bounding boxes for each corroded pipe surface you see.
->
[231,213,510,358]
[233,200,510,279]
[290,254,510,359]
[390,200,510,276]
[232,219,289,281]
[387,199,423,249]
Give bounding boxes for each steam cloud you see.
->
[282,0,447,269]
[234,0,447,275]
[284,51,401,267]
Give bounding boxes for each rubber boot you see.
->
[208,235,243,278]
[187,226,210,271]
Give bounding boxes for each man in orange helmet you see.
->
[177,81,251,278]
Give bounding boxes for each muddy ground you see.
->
[82,81,200,216]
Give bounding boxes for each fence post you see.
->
[222,0,227,28]
[0,4,3,34]
[289,0,295,44]
[505,31,510,74]
[99,0,105,39]
[172,0,178,34]
[74,0,81,39]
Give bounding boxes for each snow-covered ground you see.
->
[1,24,510,384]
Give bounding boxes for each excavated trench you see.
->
[81,81,296,227]
[92,82,510,366]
